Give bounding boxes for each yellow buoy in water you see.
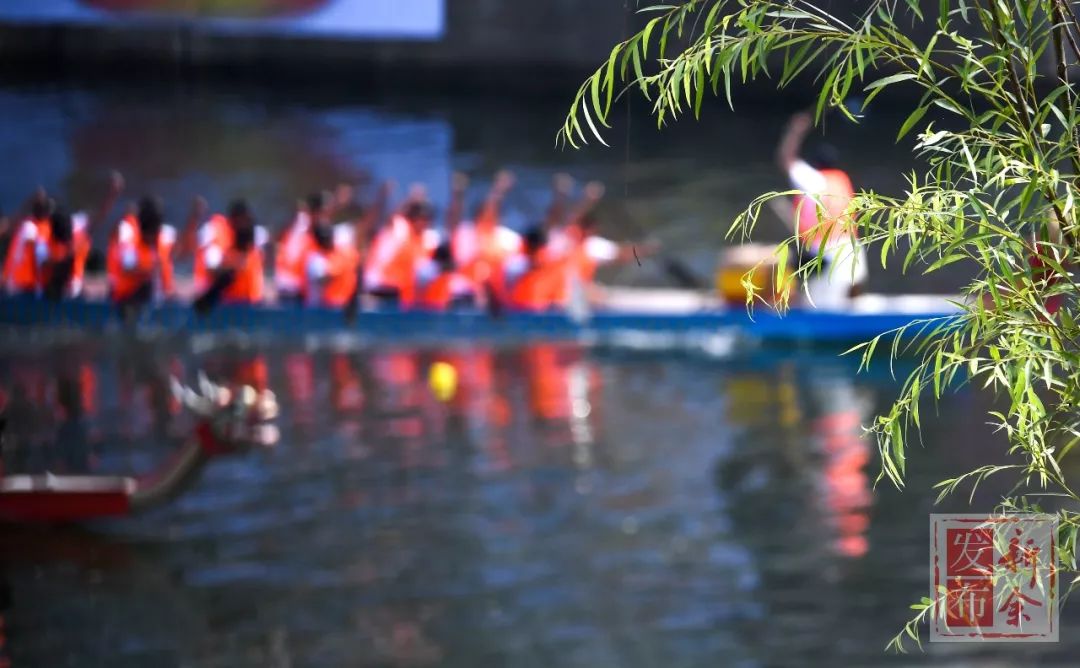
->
[428,362,458,402]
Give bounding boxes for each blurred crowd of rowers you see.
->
[0,169,653,312]
[0,110,883,314]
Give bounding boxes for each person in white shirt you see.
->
[777,111,867,308]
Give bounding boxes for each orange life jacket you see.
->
[221,247,264,304]
[38,226,91,298]
[194,214,234,293]
[107,214,137,293]
[794,168,856,247]
[3,217,50,293]
[364,216,434,306]
[305,244,360,308]
[452,222,522,287]
[509,261,561,311]
[540,226,602,306]
[109,221,177,303]
[275,213,313,295]
[418,271,477,310]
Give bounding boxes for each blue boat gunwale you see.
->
[0,293,961,343]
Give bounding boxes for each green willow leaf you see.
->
[897,104,929,140]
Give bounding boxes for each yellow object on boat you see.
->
[715,244,785,306]
[428,362,458,402]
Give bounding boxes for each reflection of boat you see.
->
[80,0,329,19]
[0,288,961,345]
[0,379,277,523]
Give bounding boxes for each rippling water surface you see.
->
[0,80,1073,666]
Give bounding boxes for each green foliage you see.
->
[563,0,1080,650]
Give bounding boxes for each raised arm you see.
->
[86,171,125,234]
[475,170,515,227]
[401,183,429,212]
[177,196,209,257]
[19,187,50,220]
[777,111,813,173]
[568,181,605,228]
[544,173,575,230]
[277,199,307,243]
[355,180,393,251]
[328,183,356,219]
[446,172,469,235]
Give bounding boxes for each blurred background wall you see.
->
[0,0,629,92]
[0,1,1061,98]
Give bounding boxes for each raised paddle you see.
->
[657,255,705,290]
[512,180,708,291]
[618,215,707,290]
[343,275,362,323]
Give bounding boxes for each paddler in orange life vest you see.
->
[364,195,440,307]
[302,180,391,308]
[275,185,358,305]
[108,196,177,306]
[304,220,361,308]
[5,172,122,296]
[450,170,522,297]
[418,241,479,310]
[3,189,54,295]
[545,181,655,305]
[777,111,867,308]
[505,226,563,311]
[185,197,267,298]
[194,200,265,305]
[276,192,324,305]
[36,208,92,301]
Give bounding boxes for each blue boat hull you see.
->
[0,295,959,345]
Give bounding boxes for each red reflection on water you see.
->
[284,351,316,438]
[330,353,364,413]
[814,409,872,559]
[0,343,610,481]
[235,356,270,392]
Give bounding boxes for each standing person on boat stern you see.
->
[108,196,177,307]
[777,111,868,308]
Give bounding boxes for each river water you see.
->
[0,80,1073,666]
